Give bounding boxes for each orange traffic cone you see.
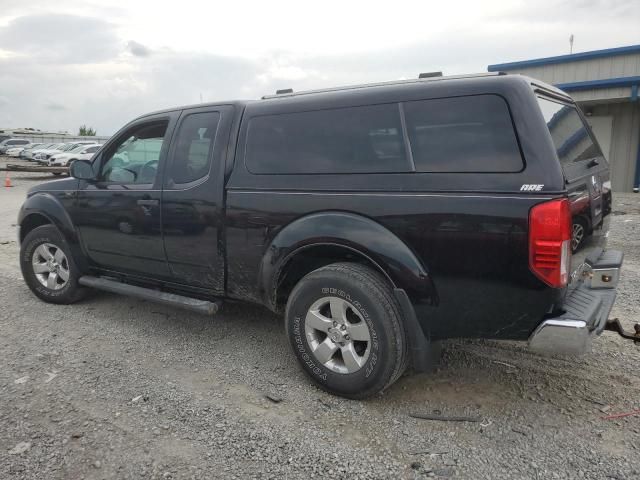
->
[5,173,12,188]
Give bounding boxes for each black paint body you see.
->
[18,74,611,341]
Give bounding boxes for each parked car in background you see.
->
[7,142,46,157]
[58,141,101,150]
[33,142,93,163]
[0,138,30,154]
[33,144,66,163]
[24,143,55,161]
[49,144,102,167]
[5,145,29,157]
[18,143,45,159]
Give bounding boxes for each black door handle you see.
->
[587,158,599,168]
[137,199,159,206]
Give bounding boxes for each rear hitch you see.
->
[604,318,640,343]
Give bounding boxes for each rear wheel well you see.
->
[20,214,51,243]
[274,244,394,312]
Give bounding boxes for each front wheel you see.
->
[285,262,407,399]
[20,225,86,304]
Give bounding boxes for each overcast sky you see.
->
[0,0,638,135]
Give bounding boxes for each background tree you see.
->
[78,125,96,136]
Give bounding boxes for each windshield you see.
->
[70,145,86,153]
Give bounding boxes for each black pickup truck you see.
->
[18,73,628,398]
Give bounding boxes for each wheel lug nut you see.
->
[344,335,350,341]
[333,321,338,327]
[340,325,346,331]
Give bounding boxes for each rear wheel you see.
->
[285,262,407,399]
[20,225,86,304]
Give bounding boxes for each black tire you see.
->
[571,217,588,252]
[20,225,87,304]
[285,262,408,399]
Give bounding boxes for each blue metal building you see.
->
[489,45,640,192]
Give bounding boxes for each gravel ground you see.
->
[1,157,639,479]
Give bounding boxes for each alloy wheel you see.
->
[31,243,70,290]
[572,223,585,251]
[304,296,372,374]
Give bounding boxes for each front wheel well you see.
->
[20,214,52,243]
[274,244,394,312]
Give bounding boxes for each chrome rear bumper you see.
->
[529,249,622,355]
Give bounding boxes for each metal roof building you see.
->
[0,129,110,144]
[489,44,640,192]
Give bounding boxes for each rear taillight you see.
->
[529,198,571,288]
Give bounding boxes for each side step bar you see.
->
[79,276,221,315]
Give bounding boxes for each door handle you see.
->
[137,199,159,206]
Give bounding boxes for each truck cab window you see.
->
[168,111,220,185]
[100,122,168,185]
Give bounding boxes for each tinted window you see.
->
[404,95,523,173]
[246,103,409,174]
[100,122,167,185]
[85,146,100,153]
[168,111,220,185]
[537,97,602,177]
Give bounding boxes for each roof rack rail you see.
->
[261,72,505,100]
[276,88,293,95]
[418,71,442,79]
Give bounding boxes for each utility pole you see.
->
[569,34,574,54]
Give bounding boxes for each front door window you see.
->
[100,122,167,186]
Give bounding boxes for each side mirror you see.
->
[69,160,95,180]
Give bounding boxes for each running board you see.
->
[78,276,221,315]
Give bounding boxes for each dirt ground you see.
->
[1,157,639,479]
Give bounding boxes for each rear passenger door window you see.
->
[404,95,523,173]
[245,103,410,174]
[166,111,220,186]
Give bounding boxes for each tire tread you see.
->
[286,261,408,398]
[20,225,86,304]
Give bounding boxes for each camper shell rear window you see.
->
[536,97,606,180]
